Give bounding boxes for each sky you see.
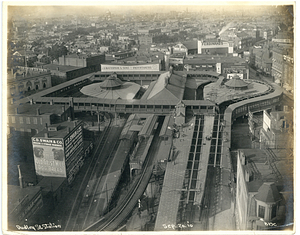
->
[5,2,294,20]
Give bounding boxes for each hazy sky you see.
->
[6,3,293,20]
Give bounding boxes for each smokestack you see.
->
[17,165,24,188]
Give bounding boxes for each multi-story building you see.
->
[236,148,290,230]
[8,103,73,135]
[181,54,249,79]
[282,50,294,92]
[32,120,84,184]
[271,44,292,84]
[260,109,293,149]
[59,53,105,69]
[197,38,234,55]
[252,46,273,75]
[7,67,52,99]
[172,41,198,55]
[235,32,253,50]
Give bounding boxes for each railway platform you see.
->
[154,117,195,231]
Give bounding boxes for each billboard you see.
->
[101,63,160,72]
[32,137,66,177]
[227,73,244,79]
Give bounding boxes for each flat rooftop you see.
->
[240,149,288,193]
[34,120,82,139]
[8,103,67,116]
[39,64,81,73]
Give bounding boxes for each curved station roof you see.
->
[80,73,140,100]
[99,73,123,89]
[225,75,249,89]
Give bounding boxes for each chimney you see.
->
[36,108,40,115]
[30,99,33,105]
[67,127,71,133]
[62,106,65,113]
[15,107,19,114]
[57,67,59,71]
[11,98,14,104]
[68,117,71,122]
[284,105,288,112]
[50,99,53,105]
[44,132,49,138]
[73,121,77,127]
[17,165,24,188]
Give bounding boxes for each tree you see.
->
[48,44,69,60]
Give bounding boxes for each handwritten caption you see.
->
[16,223,61,231]
[264,222,277,227]
[162,222,193,230]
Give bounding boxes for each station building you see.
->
[32,120,84,184]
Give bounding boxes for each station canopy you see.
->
[80,73,140,100]
[225,75,249,89]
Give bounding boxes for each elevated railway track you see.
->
[84,117,164,231]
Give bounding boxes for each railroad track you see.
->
[84,117,164,231]
[64,113,113,231]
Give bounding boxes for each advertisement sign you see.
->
[101,63,160,72]
[227,73,244,79]
[32,137,66,177]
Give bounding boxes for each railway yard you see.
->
[8,69,290,232]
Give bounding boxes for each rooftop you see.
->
[39,64,80,73]
[141,71,186,102]
[240,149,287,193]
[99,73,123,88]
[33,120,82,139]
[225,76,249,88]
[204,78,270,105]
[80,80,140,100]
[8,103,68,116]
[183,55,247,64]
